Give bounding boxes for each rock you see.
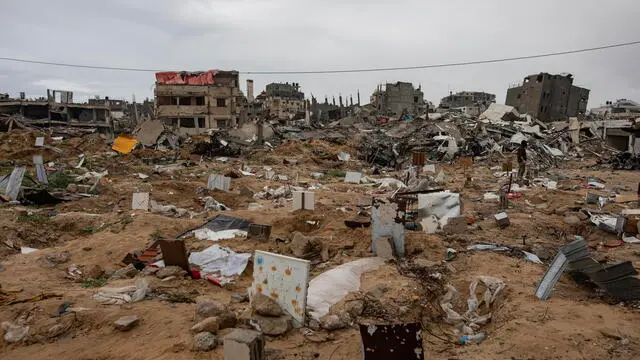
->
[554,205,569,216]
[66,183,78,193]
[564,215,581,225]
[216,312,238,330]
[84,264,104,280]
[251,315,292,336]
[195,299,227,322]
[114,315,140,331]
[366,285,389,299]
[47,324,68,338]
[290,232,322,259]
[240,187,254,198]
[252,293,283,317]
[156,266,187,279]
[344,300,364,318]
[2,322,29,343]
[321,314,347,331]
[191,317,221,334]
[231,294,249,303]
[193,332,217,351]
[109,264,139,280]
[577,212,589,221]
[532,244,555,261]
[82,246,92,251]
[413,258,440,268]
[42,251,72,267]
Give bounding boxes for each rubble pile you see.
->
[0,102,639,360]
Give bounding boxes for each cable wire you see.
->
[1,40,639,75]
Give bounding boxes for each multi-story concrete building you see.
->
[259,82,305,120]
[154,70,248,135]
[439,91,496,116]
[591,99,640,120]
[370,82,426,116]
[0,89,114,136]
[505,72,589,122]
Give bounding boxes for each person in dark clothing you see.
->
[517,140,527,181]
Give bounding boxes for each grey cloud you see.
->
[1,0,639,107]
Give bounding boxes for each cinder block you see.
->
[223,328,265,360]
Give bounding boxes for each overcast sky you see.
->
[1,0,639,108]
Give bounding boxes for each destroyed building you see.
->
[439,91,496,116]
[370,82,426,116]
[591,99,640,120]
[505,72,590,122]
[0,90,115,136]
[257,82,306,121]
[154,70,248,135]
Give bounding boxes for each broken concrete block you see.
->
[292,191,314,211]
[109,264,139,280]
[264,171,275,180]
[373,237,394,259]
[290,232,323,259]
[276,175,289,181]
[193,332,217,351]
[344,171,362,184]
[35,137,44,147]
[310,172,324,179]
[131,192,150,210]
[250,315,292,336]
[208,174,231,191]
[443,216,467,234]
[223,328,265,360]
[494,212,510,228]
[252,293,283,317]
[113,315,139,331]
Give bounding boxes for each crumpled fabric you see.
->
[440,276,505,336]
[92,278,149,305]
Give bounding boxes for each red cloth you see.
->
[155,70,219,85]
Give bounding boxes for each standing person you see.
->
[517,140,527,183]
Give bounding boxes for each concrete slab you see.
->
[344,171,362,184]
[293,191,314,211]
[131,192,150,210]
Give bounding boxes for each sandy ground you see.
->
[1,130,640,360]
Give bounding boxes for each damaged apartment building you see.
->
[154,70,248,135]
[370,82,426,116]
[255,82,306,121]
[591,99,640,120]
[438,91,496,116]
[506,72,590,122]
[0,90,114,136]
